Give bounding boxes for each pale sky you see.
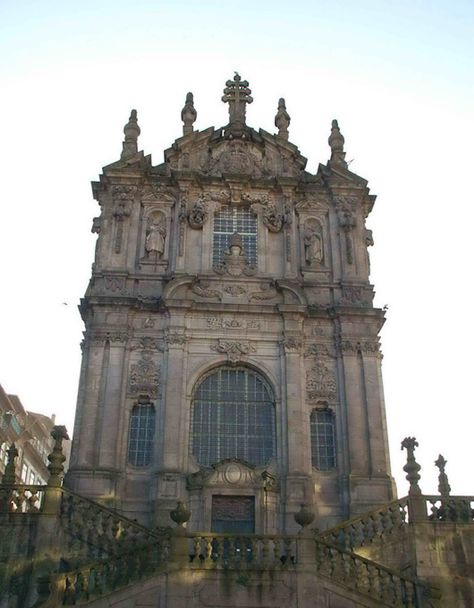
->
[1,0,473,497]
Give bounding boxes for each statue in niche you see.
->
[145,215,166,259]
[304,222,323,264]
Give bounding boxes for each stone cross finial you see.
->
[47,425,70,487]
[181,92,197,136]
[1,443,18,485]
[275,98,290,140]
[401,437,422,496]
[222,72,253,137]
[121,109,141,160]
[328,119,347,169]
[435,454,451,499]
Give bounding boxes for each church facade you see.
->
[1,75,473,608]
[67,72,395,534]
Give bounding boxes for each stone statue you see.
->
[262,203,284,233]
[145,219,166,258]
[304,227,323,264]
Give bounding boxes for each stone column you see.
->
[280,308,312,531]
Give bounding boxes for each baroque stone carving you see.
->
[128,353,160,398]
[223,285,247,296]
[164,332,187,346]
[87,330,129,346]
[211,339,256,363]
[306,360,337,401]
[103,276,127,294]
[281,337,302,353]
[187,197,208,229]
[191,280,222,301]
[130,337,163,351]
[340,286,365,306]
[213,232,256,277]
[262,202,285,233]
[305,343,332,358]
[249,283,278,301]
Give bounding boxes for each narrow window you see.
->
[127,404,155,467]
[311,409,336,470]
[213,208,257,266]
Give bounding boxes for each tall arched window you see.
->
[310,409,336,470]
[128,404,155,467]
[213,208,257,266]
[191,367,275,467]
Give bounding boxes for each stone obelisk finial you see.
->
[435,454,451,499]
[121,109,141,160]
[275,98,290,140]
[222,72,253,138]
[328,119,347,169]
[181,92,197,136]
[401,437,422,496]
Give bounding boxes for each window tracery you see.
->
[191,367,275,467]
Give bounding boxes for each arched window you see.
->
[213,208,257,266]
[191,367,275,467]
[127,404,155,467]
[310,409,336,470]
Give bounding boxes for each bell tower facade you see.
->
[67,74,395,532]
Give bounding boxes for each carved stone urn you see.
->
[170,501,191,527]
[294,503,315,529]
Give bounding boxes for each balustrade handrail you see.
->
[318,496,409,540]
[423,494,474,501]
[315,536,417,582]
[186,531,299,541]
[60,487,170,539]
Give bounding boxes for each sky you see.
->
[1,0,473,497]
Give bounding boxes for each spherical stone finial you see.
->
[170,501,191,527]
[181,92,197,136]
[294,503,315,530]
[275,97,291,140]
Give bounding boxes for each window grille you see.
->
[213,208,257,266]
[191,367,275,467]
[310,409,336,470]
[127,404,155,467]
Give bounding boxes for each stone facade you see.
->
[1,74,474,608]
[66,73,394,532]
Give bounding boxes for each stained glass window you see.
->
[310,409,336,470]
[191,367,275,467]
[213,208,257,266]
[128,404,155,467]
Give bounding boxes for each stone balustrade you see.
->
[315,538,422,607]
[320,497,409,551]
[44,540,171,606]
[59,488,169,559]
[188,533,297,569]
[0,484,46,513]
[425,495,474,523]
